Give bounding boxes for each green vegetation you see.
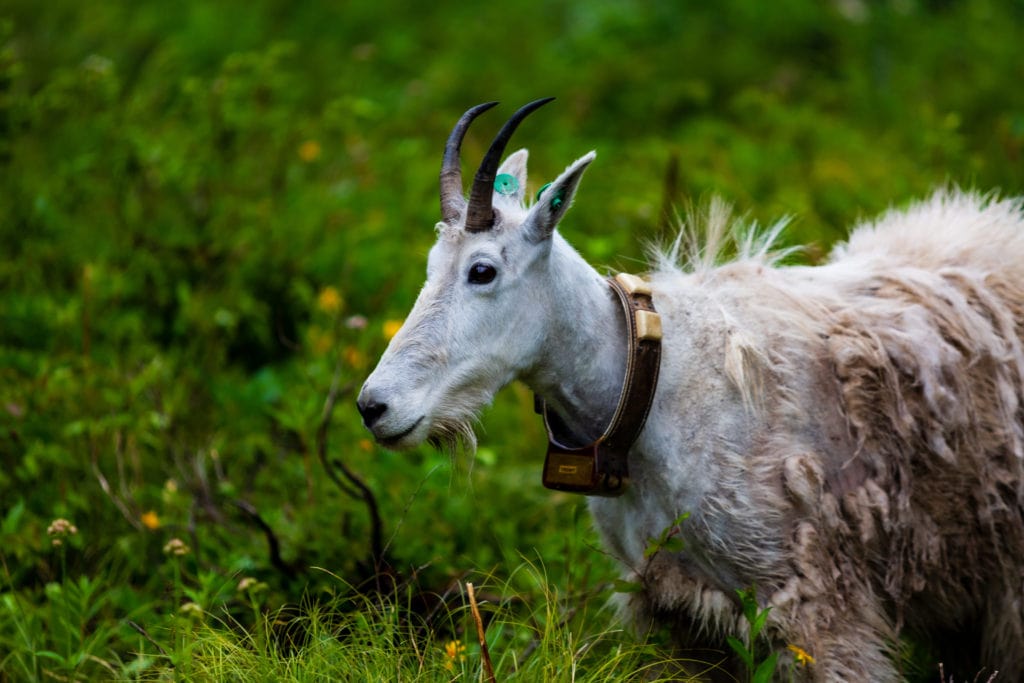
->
[1,1,1022,680]
[728,587,780,683]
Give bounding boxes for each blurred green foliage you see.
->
[1,0,1022,678]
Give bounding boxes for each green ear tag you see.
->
[535,182,552,202]
[494,173,519,196]
[550,188,565,211]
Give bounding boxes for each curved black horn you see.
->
[465,97,555,233]
[439,102,499,225]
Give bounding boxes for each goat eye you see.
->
[467,263,497,285]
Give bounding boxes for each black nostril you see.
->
[357,399,388,428]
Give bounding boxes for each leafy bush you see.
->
[1,1,1022,679]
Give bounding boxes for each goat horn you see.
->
[439,102,499,225]
[464,97,555,233]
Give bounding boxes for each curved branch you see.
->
[233,499,298,580]
[317,362,385,569]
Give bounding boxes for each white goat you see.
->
[358,100,1024,681]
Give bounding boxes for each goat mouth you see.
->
[377,417,424,447]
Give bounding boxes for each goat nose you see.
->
[357,398,388,428]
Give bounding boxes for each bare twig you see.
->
[316,360,384,568]
[234,499,298,580]
[126,619,170,661]
[91,442,142,530]
[466,582,496,683]
[315,433,360,499]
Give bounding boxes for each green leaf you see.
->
[726,636,753,669]
[660,536,685,553]
[1,499,24,534]
[752,652,780,683]
[750,607,771,641]
[475,447,497,466]
[737,586,759,623]
[33,650,67,663]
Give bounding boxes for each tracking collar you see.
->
[537,273,663,497]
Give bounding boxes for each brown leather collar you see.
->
[538,273,662,497]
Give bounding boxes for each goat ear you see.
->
[522,151,596,244]
[494,149,529,205]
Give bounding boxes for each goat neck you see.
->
[521,236,629,447]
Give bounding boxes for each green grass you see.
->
[1,0,1023,680]
[2,540,699,681]
[160,566,681,682]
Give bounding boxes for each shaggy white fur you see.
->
[362,141,1024,681]
[606,190,1024,681]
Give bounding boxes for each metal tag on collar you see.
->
[542,442,628,497]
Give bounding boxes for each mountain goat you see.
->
[358,99,1024,681]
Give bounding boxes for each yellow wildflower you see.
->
[298,139,321,163]
[788,644,815,666]
[442,640,466,671]
[344,345,365,369]
[358,438,373,452]
[317,286,343,315]
[383,319,403,340]
[140,511,161,530]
